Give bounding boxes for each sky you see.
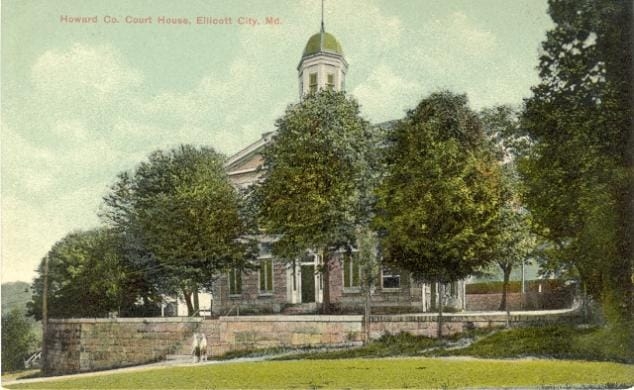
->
[1,0,553,284]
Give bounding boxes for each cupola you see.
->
[297,17,348,97]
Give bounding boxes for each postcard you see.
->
[4,1,630,389]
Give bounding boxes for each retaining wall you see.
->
[368,309,580,339]
[198,315,364,357]
[44,317,202,375]
[44,308,580,375]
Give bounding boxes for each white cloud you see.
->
[31,44,143,99]
[445,11,496,55]
[1,193,99,284]
[333,1,403,58]
[51,120,90,143]
[410,11,497,80]
[352,64,419,122]
[2,124,57,195]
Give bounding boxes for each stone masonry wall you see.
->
[45,309,581,375]
[45,317,202,375]
[195,315,364,357]
[466,291,575,311]
[368,310,580,339]
[44,322,83,374]
[196,310,580,357]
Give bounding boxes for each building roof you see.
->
[302,31,344,58]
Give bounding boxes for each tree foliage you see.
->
[28,228,134,319]
[492,167,537,310]
[102,145,254,315]
[479,105,529,162]
[375,91,503,284]
[518,0,633,322]
[2,308,38,372]
[257,90,373,311]
[479,106,538,310]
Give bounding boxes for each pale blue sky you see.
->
[1,0,552,283]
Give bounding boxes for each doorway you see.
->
[301,265,316,303]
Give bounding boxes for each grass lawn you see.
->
[435,324,634,362]
[273,324,633,363]
[4,358,633,389]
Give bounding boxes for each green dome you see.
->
[302,32,344,57]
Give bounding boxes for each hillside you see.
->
[2,281,33,316]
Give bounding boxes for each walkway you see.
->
[2,356,271,387]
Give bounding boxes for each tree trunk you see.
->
[193,289,200,314]
[321,248,331,314]
[42,256,49,373]
[437,282,444,339]
[430,283,437,311]
[499,265,512,311]
[364,284,371,344]
[183,288,194,316]
[583,282,589,323]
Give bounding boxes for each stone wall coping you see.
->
[47,306,578,325]
[48,317,204,324]
[219,315,363,322]
[370,307,579,322]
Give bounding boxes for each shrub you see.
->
[1,308,38,372]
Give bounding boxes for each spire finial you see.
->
[320,0,325,50]
[321,0,325,32]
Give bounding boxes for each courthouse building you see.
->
[210,25,466,315]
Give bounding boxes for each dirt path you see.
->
[2,356,269,387]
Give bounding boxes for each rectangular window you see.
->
[382,265,400,289]
[309,72,318,92]
[259,258,273,293]
[228,268,242,295]
[259,242,273,257]
[326,73,335,90]
[343,253,361,288]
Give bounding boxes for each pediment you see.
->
[224,132,274,188]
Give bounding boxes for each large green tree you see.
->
[519,0,632,322]
[100,171,170,314]
[29,228,132,319]
[257,90,373,312]
[375,91,502,304]
[102,145,254,315]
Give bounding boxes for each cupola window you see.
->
[309,73,318,92]
[326,73,335,90]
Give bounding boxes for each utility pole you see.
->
[42,255,49,372]
[520,259,525,310]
